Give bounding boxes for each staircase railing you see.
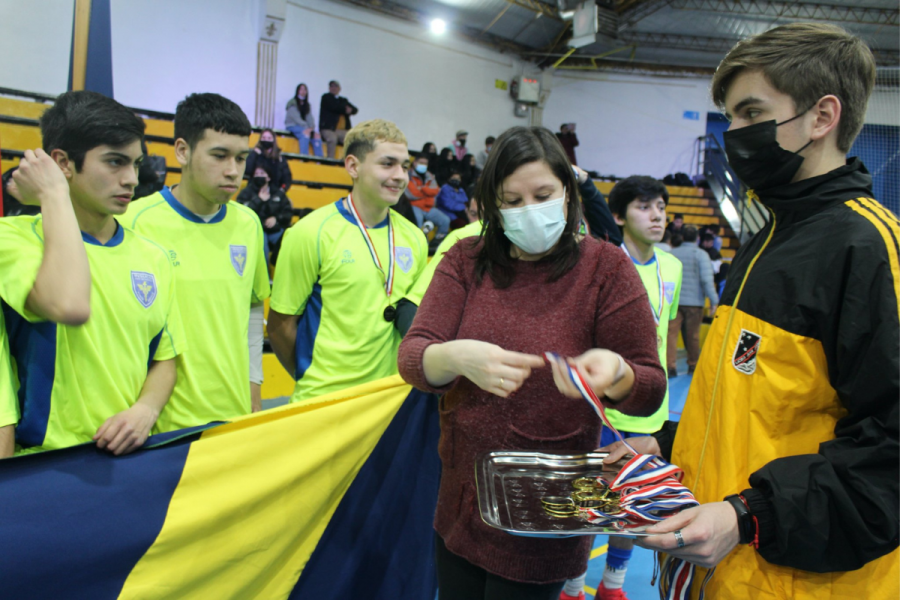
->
[696,134,769,242]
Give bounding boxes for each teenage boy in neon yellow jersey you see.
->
[0,91,183,455]
[126,94,270,432]
[560,175,682,600]
[268,119,427,402]
[0,149,92,458]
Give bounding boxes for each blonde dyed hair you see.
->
[344,119,407,161]
[712,23,876,152]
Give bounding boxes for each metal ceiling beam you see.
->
[669,0,899,26]
[612,31,900,65]
[505,0,561,20]
[617,0,673,26]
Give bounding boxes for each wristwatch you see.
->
[724,494,757,545]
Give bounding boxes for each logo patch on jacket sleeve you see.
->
[733,329,761,375]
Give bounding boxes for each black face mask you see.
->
[723,111,813,192]
[449,179,461,189]
[259,140,275,150]
[457,138,466,147]
[252,176,268,188]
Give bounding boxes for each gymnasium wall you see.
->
[1,0,716,179]
[542,72,713,179]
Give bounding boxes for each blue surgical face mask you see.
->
[499,193,567,255]
[415,163,428,175]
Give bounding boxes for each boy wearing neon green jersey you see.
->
[562,175,682,600]
[268,119,427,402]
[0,149,92,458]
[125,94,269,432]
[0,91,183,456]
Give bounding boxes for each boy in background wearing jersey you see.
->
[560,176,682,600]
[126,94,270,432]
[268,119,427,403]
[0,149,92,458]
[0,91,184,455]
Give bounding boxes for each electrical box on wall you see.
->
[513,75,541,104]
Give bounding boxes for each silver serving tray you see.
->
[475,450,654,538]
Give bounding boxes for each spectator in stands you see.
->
[475,135,494,170]
[422,142,439,174]
[285,83,323,157]
[448,129,468,161]
[245,128,292,191]
[406,154,449,240]
[435,169,467,227]
[133,141,165,201]
[668,226,717,376]
[700,232,717,258]
[268,119,427,403]
[319,80,358,159]
[398,125,665,600]
[433,147,456,187]
[1,167,41,217]
[706,224,723,250]
[666,212,684,236]
[556,122,579,165]
[656,228,673,252]
[460,153,479,189]
[126,93,269,430]
[3,91,180,456]
[238,166,294,264]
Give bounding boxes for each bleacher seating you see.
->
[0,90,739,255]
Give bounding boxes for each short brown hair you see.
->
[344,119,407,162]
[711,23,876,152]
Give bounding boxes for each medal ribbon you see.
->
[346,193,395,298]
[544,352,714,600]
[621,245,664,326]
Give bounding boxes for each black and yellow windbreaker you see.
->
[671,159,899,598]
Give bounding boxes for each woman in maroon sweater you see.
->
[398,127,665,600]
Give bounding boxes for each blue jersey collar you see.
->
[336,198,389,228]
[630,253,657,266]
[161,186,227,224]
[81,221,125,247]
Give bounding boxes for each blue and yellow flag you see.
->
[0,375,440,599]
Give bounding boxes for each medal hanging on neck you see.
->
[621,244,664,347]
[345,193,396,322]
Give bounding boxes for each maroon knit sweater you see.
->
[398,236,666,584]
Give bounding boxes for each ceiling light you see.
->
[430,19,447,34]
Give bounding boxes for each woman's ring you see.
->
[674,530,685,549]
[499,377,505,388]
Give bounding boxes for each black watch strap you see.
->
[724,494,755,545]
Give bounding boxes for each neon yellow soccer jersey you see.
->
[406,220,482,306]
[125,188,270,432]
[0,216,184,452]
[606,247,682,433]
[0,318,16,430]
[270,200,427,403]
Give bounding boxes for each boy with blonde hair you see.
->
[268,120,427,402]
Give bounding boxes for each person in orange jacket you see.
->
[405,153,449,240]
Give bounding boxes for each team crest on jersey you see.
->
[733,329,761,375]
[395,246,414,273]
[131,271,157,308]
[663,282,676,304]
[230,245,247,276]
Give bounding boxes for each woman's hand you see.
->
[422,340,544,396]
[548,349,634,402]
[303,128,313,136]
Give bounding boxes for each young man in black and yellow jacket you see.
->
[604,23,898,599]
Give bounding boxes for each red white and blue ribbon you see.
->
[544,352,713,600]
[346,193,395,298]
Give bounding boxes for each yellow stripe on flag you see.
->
[119,375,411,599]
